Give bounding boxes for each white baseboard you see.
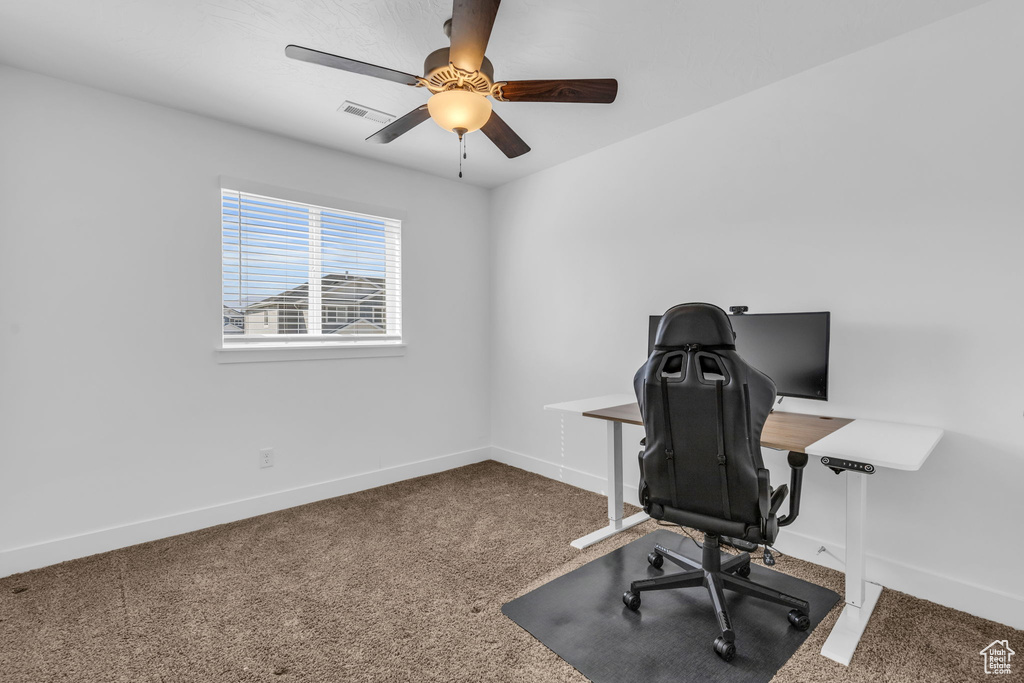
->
[773,528,1024,630]
[0,447,491,578]
[491,447,1024,631]
[490,446,642,507]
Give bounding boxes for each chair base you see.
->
[623,533,810,662]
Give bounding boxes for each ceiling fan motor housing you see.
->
[421,48,498,96]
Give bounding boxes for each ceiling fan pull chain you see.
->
[458,135,464,178]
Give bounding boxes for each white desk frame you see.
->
[546,396,943,668]
[807,419,943,665]
[544,395,649,549]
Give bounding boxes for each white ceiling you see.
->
[0,0,989,188]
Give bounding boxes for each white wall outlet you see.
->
[259,448,274,469]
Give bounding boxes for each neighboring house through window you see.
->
[221,185,402,348]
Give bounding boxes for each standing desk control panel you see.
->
[821,457,875,474]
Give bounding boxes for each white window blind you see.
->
[222,188,401,346]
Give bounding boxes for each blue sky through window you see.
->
[222,192,388,311]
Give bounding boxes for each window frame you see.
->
[216,177,406,364]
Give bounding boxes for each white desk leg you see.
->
[821,471,883,666]
[608,421,623,525]
[571,421,649,549]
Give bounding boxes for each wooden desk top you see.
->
[581,403,853,454]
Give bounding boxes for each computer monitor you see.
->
[647,311,831,401]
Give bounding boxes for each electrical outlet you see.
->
[260,448,274,469]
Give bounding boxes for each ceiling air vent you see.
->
[338,101,395,125]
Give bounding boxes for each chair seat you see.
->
[651,503,764,544]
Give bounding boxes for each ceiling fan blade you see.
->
[481,111,530,158]
[285,45,420,86]
[449,0,501,72]
[366,105,432,144]
[498,79,618,104]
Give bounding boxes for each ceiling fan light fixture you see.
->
[427,89,492,134]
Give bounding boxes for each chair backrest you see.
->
[633,303,776,537]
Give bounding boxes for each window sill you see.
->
[216,343,406,364]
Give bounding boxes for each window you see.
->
[221,188,402,349]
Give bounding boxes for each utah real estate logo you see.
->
[980,640,1014,675]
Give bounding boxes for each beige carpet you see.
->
[1,461,1019,682]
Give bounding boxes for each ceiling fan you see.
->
[285,0,617,164]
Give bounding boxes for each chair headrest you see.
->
[654,303,736,349]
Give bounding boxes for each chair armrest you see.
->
[757,469,771,519]
[778,451,808,528]
[769,484,789,516]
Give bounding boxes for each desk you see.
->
[545,396,942,667]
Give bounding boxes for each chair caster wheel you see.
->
[713,636,736,662]
[647,551,664,569]
[736,563,750,578]
[788,609,810,631]
[622,591,641,611]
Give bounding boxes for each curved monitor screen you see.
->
[648,311,830,401]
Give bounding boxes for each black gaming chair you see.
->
[623,303,810,662]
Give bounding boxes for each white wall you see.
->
[0,66,491,573]
[489,0,1024,627]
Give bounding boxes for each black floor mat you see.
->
[503,529,840,683]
